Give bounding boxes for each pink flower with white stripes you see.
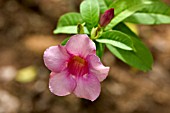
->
[43,34,109,101]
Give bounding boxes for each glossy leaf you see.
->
[114,23,137,38]
[95,42,105,58]
[53,26,89,34]
[97,0,108,13]
[61,37,70,46]
[106,23,153,71]
[97,0,114,13]
[54,13,84,34]
[125,22,139,35]
[80,0,100,31]
[105,0,153,30]
[96,30,134,50]
[57,12,83,27]
[105,0,114,6]
[124,1,170,24]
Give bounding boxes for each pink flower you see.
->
[43,34,109,101]
[100,8,114,27]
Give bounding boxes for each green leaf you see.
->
[105,0,115,7]
[57,12,83,27]
[80,0,100,31]
[97,0,108,13]
[115,23,137,38]
[97,0,114,13]
[96,30,134,51]
[124,1,170,24]
[54,12,85,34]
[109,0,155,15]
[95,41,105,58]
[77,23,86,34]
[105,0,153,30]
[61,37,70,45]
[107,23,153,71]
[53,26,89,34]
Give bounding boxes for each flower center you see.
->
[68,56,88,76]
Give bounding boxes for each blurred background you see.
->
[0,0,170,113]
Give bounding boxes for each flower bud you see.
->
[91,26,103,40]
[77,23,85,34]
[100,8,114,27]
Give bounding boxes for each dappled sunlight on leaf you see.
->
[125,22,139,35]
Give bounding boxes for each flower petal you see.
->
[73,74,101,101]
[87,55,110,82]
[44,45,70,72]
[49,71,76,96]
[66,34,96,58]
